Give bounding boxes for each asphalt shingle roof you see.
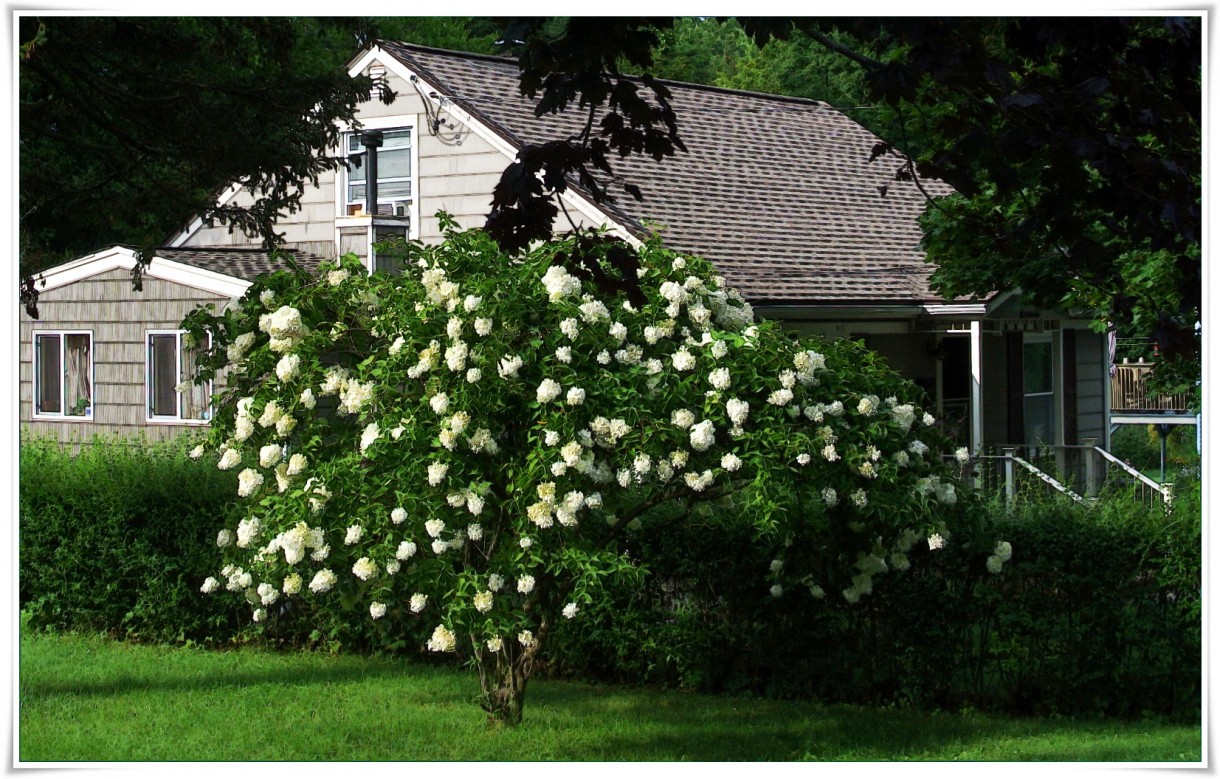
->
[380,41,963,307]
[155,247,327,283]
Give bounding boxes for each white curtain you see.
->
[64,335,91,416]
[179,340,209,420]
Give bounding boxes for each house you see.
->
[20,40,1111,461]
[19,246,324,445]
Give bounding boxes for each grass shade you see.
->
[19,630,1201,763]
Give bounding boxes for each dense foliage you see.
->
[19,436,246,643]
[549,483,1201,720]
[19,435,1198,721]
[182,224,990,723]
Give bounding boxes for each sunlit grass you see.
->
[19,630,1201,762]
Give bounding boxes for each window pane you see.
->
[383,129,411,147]
[180,341,209,421]
[36,334,61,414]
[377,180,412,199]
[1023,341,1053,394]
[64,334,91,417]
[150,335,179,417]
[379,148,411,179]
[1024,393,1056,446]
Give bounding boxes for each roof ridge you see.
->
[376,39,834,109]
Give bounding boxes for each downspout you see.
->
[970,320,984,454]
[361,129,383,271]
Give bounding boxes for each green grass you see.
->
[19,629,1201,763]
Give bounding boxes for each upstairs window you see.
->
[346,128,413,216]
[147,331,210,422]
[33,331,93,420]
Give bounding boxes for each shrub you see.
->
[183,224,992,724]
[549,485,1201,720]
[19,435,249,643]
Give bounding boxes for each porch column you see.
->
[970,321,984,454]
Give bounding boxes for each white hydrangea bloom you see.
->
[689,420,716,452]
[955,446,971,464]
[299,387,316,410]
[352,557,377,581]
[370,601,387,619]
[396,541,418,560]
[276,354,301,383]
[768,388,794,407]
[725,397,749,426]
[562,603,579,620]
[391,506,407,524]
[466,367,483,384]
[518,630,536,648]
[541,265,582,301]
[671,409,696,429]
[671,348,696,371]
[344,525,363,545]
[498,354,524,378]
[237,469,264,498]
[257,582,279,606]
[217,448,241,471]
[359,423,381,454]
[309,569,337,594]
[555,345,573,363]
[200,577,219,594]
[425,519,445,538]
[427,624,456,653]
[994,541,1013,561]
[473,591,494,613]
[282,572,303,595]
[427,462,448,486]
[517,575,536,594]
[721,453,743,472]
[286,453,307,476]
[536,379,562,404]
[258,443,281,468]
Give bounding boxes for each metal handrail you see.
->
[1092,446,1173,499]
[1009,455,1086,503]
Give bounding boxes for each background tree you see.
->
[17,16,495,317]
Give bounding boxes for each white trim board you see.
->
[29,246,251,300]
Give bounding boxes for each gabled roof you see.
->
[376,41,964,308]
[31,246,326,299]
[156,247,326,282]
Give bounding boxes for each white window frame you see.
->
[32,330,95,422]
[145,329,212,424]
[338,116,418,226]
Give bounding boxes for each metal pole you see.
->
[1082,437,1098,498]
[1003,447,1016,506]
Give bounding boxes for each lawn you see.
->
[18,629,1201,763]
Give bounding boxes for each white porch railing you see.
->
[957,439,1174,509]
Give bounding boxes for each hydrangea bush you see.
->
[185,218,1000,724]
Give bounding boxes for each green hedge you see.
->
[19,436,250,644]
[546,483,1202,720]
[19,436,435,654]
[20,436,1200,719]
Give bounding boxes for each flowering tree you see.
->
[186,218,1007,725]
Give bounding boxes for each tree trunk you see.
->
[474,639,535,726]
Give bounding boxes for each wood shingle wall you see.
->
[19,268,230,446]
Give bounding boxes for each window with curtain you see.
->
[33,331,93,419]
[147,331,210,422]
